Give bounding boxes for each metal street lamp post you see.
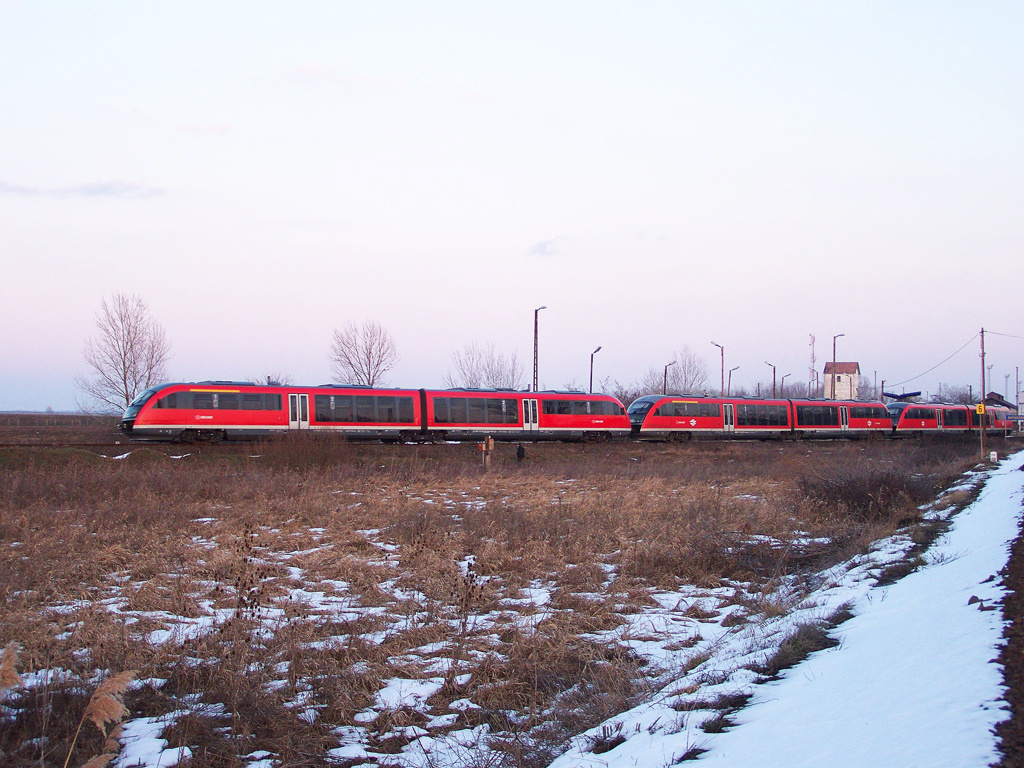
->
[831,333,845,400]
[532,305,547,392]
[765,361,776,398]
[781,372,791,397]
[663,360,677,395]
[727,366,739,396]
[589,346,602,394]
[711,342,724,396]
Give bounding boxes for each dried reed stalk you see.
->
[62,670,136,768]
[0,641,22,691]
[83,670,136,737]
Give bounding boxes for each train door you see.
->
[289,393,309,430]
[723,403,735,433]
[522,398,539,436]
[937,409,945,431]
[840,406,849,431]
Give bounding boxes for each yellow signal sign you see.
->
[976,404,986,415]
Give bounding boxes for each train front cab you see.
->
[627,395,727,440]
[119,386,164,437]
[888,402,974,436]
[629,395,793,440]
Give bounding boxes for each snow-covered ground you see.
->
[20,450,1019,768]
[550,450,1023,768]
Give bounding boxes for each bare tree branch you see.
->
[444,342,525,390]
[75,293,171,413]
[329,320,400,387]
[246,371,295,386]
[635,346,711,396]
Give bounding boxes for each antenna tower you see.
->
[808,334,816,397]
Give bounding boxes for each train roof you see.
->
[635,393,887,405]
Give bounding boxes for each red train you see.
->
[628,394,1015,440]
[886,401,1014,436]
[118,382,631,443]
[628,395,893,440]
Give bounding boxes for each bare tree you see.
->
[671,346,710,393]
[933,383,975,404]
[609,379,644,407]
[329,320,400,387]
[444,342,525,390]
[75,293,171,413]
[246,371,294,386]
[635,347,711,396]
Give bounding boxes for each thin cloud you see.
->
[528,239,560,259]
[178,124,232,136]
[0,180,165,199]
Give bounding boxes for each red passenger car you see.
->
[120,383,630,442]
[628,395,891,440]
[423,389,630,441]
[789,399,891,438]
[968,405,1015,434]
[627,395,790,440]
[120,382,424,442]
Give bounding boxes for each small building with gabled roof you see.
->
[824,362,860,400]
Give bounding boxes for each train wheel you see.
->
[210,430,225,443]
[178,430,197,444]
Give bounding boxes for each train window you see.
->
[192,393,215,410]
[736,404,757,426]
[851,407,870,419]
[315,394,355,422]
[735,403,786,427]
[130,388,159,407]
[265,394,282,411]
[851,406,891,420]
[906,408,934,420]
[503,398,519,423]
[219,393,239,410]
[627,399,653,415]
[574,401,590,415]
[356,396,376,422]
[796,405,839,426]
[700,403,720,418]
[557,401,573,415]
[467,398,486,423]
[542,401,555,415]
[433,398,449,423]
[450,398,469,423]
[399,397,414,423]
[486,398,504,423]
[314,395,331,421]
[377,396,397,423]
[943,409,968,427]
[241,393,263,410]
[155,392,177,409]
[335,395,354,421]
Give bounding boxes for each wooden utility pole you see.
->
[980,328,987,461]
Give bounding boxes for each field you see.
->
[0,430,1008,767]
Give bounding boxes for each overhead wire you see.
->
[888,333,979,389]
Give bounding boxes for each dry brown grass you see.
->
[0,434,993,767]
